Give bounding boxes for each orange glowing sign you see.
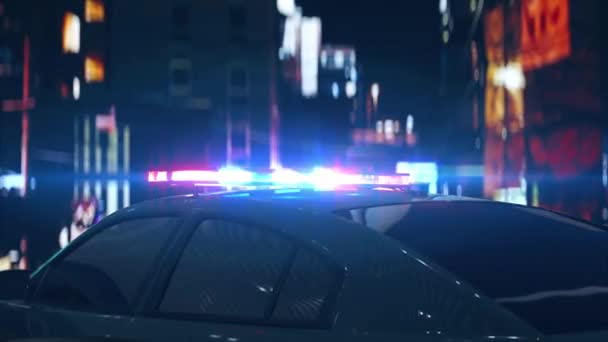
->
[521,0,571,71]
[62,12,81,53]
[483,6,505,131]
[85,56,105,83]
[484,6,504,64]
[85,0,105,23]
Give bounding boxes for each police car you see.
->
[1,167,607,341]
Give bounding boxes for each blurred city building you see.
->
[0,0,603,269]
[276,4,424,173]
[0,0,122,268]
[110,0,277,173]
[482,0,603,222]
[0,0,279,267]
[0,0,33,196]
[434,0,486,198]
[276,4,360,169]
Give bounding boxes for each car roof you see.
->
[95,190,538,334]
[111,193,437,286]
[118,189,501,268]
[122,189,491,263]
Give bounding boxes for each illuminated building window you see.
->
[277,0,296,16]
[384,120,394,134]
[73,77,81,100]
[345,81,356,98]
[280,12,300,60]
[320,51,328,67]
[470,0,477,12]
[300,17,321,97]
[334,50,344,69]
[331,82,339,99]
[62,12,80,53]
[376,120,383,134]
[85,0,105,23]
[349,67,357,81]
[85,56,105,83]
[439,0,448,13]
[406,115,414,135]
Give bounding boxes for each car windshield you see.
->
[335,202,608,335]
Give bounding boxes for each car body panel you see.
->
[3,190,604,341]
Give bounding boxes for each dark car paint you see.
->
[3,190,601,341]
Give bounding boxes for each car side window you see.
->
[272,248,337,324]
[159,219,341,327]
[32,217,179,314]
[160,220,295,319]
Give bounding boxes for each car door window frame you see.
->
[26,212,186,316]
[145,213,345,329]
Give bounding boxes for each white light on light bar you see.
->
[309,167,338,189]
[218,167,253,184]
[271,168,306,185]
[171,170,217,182]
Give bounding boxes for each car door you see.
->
[24,215,183,340]
[101,217,352,342]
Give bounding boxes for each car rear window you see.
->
[335,202,608,334]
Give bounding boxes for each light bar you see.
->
[147,167,411,189]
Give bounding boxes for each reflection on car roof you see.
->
[136,188,494,215]
[426,195,490,202]
[212,189,490,212]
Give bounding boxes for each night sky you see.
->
[300,0,442,120]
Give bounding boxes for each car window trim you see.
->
[263,242,298,319]
[146,213,346,329]
[26,212,186,316]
